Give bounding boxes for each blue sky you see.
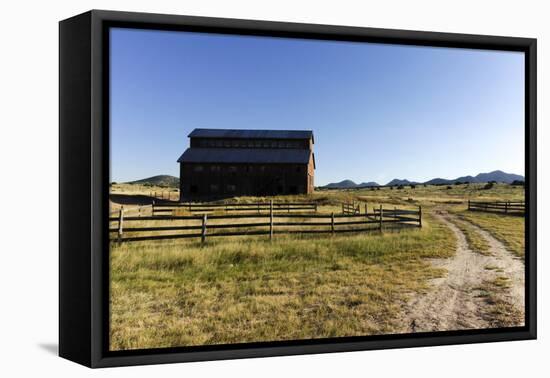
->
[110,28,525,186]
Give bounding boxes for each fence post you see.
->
[269,200,274,240]
[331,212,335,234]
[419,206,422,227]
[152,200,155,216]
[314,203,318,212]
[468,200,470,211]
[258,203,260,214]
[505,201,508,214]
[117,207,124,243]
[201,214,207,244]
[342,203,344,214]
[379,205,383,232]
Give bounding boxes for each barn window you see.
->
[210,165,220,172]
[215,140,223,147]
[193,165,204,172]
[278,141,285,148]
[190,185,198,193]
[295,165,301,173]
[227,184,236,192]
[289,185,298,194]
[228,166,237,173]
[210,184,219,192]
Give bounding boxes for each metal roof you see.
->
[188,128,314,142]
[177,148,312,165]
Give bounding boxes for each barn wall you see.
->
[180,163,310,198]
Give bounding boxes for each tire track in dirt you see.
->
[399,210,524,333]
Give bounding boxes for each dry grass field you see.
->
[109,182,525,350]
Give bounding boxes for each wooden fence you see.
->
[468,200,525,215]
[109,204,153,218]
[152,201,317,216]
[149,191,179,201]
[109,201,422,243]
[342,201,360,215]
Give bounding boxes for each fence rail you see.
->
[152,201,317,215]
[110,201,422,243]
[468,200,525,215]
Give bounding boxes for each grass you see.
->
[455,210,525,259]
[476,275,524,328]
[108,183,524,350]
[110,212,456,351]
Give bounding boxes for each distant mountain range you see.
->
[126,175,179,187]
[322,170,524,189]
[323,180,380,189]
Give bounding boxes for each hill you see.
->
[386,178,419,186]
[126,175,180,188]
[357,182,380,188]
[474,170,523,184]
[323,180,358,189]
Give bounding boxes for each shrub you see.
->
[454,181,462,185]
[410,184,416,189]
[446,186,452,190]
[483,182,494,190]
[511,180,525,186]
[397,185,404,190]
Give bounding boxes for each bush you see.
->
[511,180,525,186]
[446,186,452,190]
[483,182,494,190]
[454,181,462,185]
[410,185,416,189]
[397,185,404,190]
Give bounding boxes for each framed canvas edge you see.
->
[58,9,537,368]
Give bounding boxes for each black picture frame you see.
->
[59,9,537,368]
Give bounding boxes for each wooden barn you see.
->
[177,128,315,199]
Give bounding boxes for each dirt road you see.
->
[400,210,524,333]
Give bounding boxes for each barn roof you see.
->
[188,128,314,142]
[177,148,313,165]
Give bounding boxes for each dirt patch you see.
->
[398,210,524,333]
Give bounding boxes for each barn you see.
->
[177,128,315,199]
